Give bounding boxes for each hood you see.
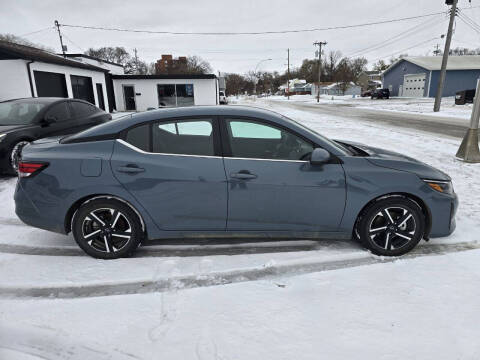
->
[335,139,451,181]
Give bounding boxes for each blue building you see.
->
[382,56,480,97]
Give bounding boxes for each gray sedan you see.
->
[14,106,457,259]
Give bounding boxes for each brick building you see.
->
[155,55,187,74]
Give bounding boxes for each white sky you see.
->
[1,0,479,74]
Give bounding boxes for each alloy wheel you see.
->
[81,208,132,253]
[368,206,417,251]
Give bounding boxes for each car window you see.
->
[125,124,150,152]
[71,101,97,118]
[45,102,70,122]
[0,101,46,125]
[153,119,214,156]
[226,119,314,161]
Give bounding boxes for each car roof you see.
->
[1,97,68,104]
[62,105,347,155]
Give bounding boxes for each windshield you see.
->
[0,100,47,125]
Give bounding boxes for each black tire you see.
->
[8,140,30,175]
[357,197,425,256]
[72,198,143,259]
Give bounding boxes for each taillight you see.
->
[18,162,48,178]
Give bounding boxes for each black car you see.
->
[371,88,390,99]
[0,97,111,174]
[455,89,475,105]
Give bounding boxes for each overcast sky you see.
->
[1,0,479,74]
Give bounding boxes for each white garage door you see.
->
[402,73,426,97]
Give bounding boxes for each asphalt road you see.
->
[267,99,471,139]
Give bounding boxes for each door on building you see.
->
[123,85,136,111]
[34,71,68,98]
[70,75,95,104]
[96,83,105,110]
[402,74,426,97]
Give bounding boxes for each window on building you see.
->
[157,84,194,107]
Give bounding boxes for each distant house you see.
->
[0,40,111,110]
[357,70,382,91]
[382,56,480,97]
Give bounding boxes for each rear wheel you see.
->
[357,197,425,256]
[72,199,143,259]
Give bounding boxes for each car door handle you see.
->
[230,171,257,180]
[117,165,145,174]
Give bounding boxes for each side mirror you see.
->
[310,148,331,165]
[40,115,57,127]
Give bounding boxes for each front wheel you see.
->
[72,199,143,259]
[357,197,425,256]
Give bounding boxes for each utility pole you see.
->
[54,20,67,57]
[314,41,327,103]
[134,48,139,72]
[433,0,458,112]
[456,78,480,162]
[287,48,290,100]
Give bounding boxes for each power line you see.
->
[18,26,55,37]
[348,15,444,58]
[371,36,440,63]
[58,11,447,36]
[458,12,480,33]
[61,32,84,52]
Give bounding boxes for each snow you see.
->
[1,100,480,359]
[244,94,474,120]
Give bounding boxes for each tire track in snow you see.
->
[0,242,478,299]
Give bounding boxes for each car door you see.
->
[111,117,228,231]
[39,101,77,137]
[221,117,346,232]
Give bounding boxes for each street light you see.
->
[253,58,272,96]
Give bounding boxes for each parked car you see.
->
[0,97,111,174]
[371,88,390,99]
[455,89,475,105]
[15,106,457,259]
[361,90,372,97]
[219,91,228,104]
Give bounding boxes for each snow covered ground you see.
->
[234,94,473,120]
[0,100,479,359]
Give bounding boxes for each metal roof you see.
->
[0,40,109,72]
[384,56,480,75]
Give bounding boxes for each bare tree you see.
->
[0,33,54,52]
[335,58,355,95]
[85,47,130,65]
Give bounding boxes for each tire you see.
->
[9,140,30,175]
[72,198,143,259]
[357,197,425,256]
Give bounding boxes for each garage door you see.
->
[402,74,426,97]
[70,75,95,104]
[34,71,68,98]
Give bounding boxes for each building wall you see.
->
[382,60,429,97]
[429,70,480,97]
[28,61,109,110]
[70,57,124,74]
[0,59,32,101]
[112,78,218,112]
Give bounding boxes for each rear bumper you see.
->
[14,180,66,234]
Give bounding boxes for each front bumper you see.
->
[428,190,458,238]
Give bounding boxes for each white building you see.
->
[112,75,219,112]
[62,54,125,75]
[0,40,111,111]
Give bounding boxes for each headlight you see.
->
[0,134,6,143]
[423,179,454,194]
